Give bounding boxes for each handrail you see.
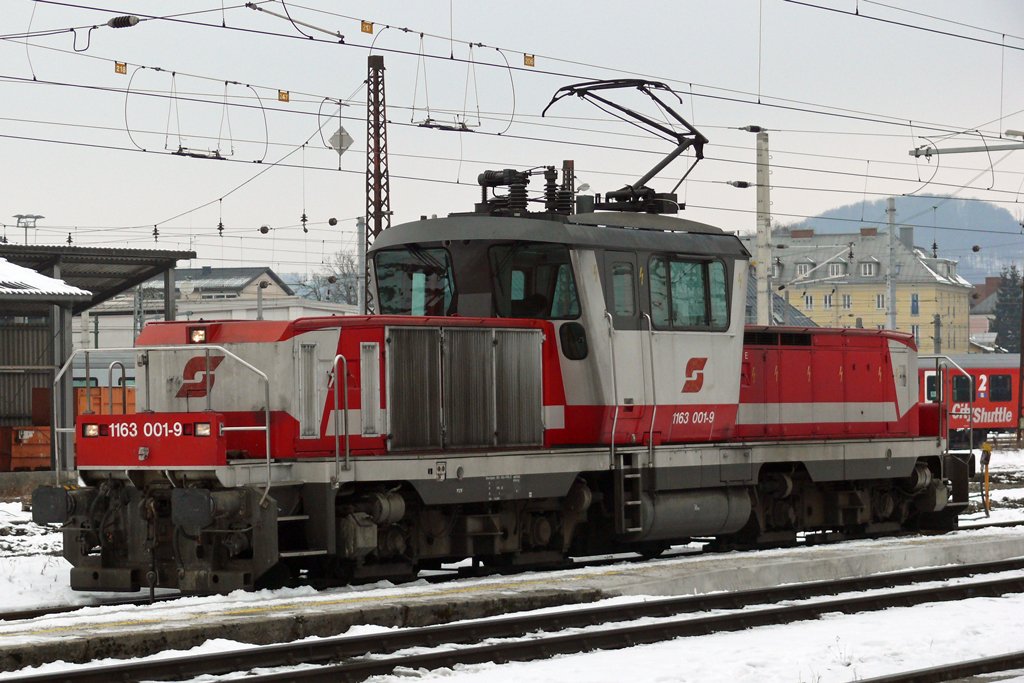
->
[331,354,351,483]
[107,361,127,415]
[52,345,273,505]
[920,354,976,454]
[604,311,619,467]
[642,313,658,463]
[82,352,94,415]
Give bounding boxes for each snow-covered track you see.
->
[9,557,1024,682]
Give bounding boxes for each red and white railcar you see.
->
[919,353,1020,445]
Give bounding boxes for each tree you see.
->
[294,249,361,306]
[991,265,1022,352]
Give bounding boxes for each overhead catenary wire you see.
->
[3,0,1021,257]
[20,0,1022,141]
[784,0,1024,52]
[4,68,1024,203]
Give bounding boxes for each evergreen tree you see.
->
[991,265,1022,352]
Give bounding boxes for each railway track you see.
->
[857,650,1024,682]
[3,517,1022,626]
[10,555,1024,682]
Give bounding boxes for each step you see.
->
[279,549,329,558]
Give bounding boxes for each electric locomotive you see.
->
[33,80,969,594]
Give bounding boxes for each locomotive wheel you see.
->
[254,562,295,590]
[636,542,671,559]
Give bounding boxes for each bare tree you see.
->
[297,249,360,305]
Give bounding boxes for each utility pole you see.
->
[755,129,772,325]
[886,197,897,330]
[12,214,44,244]
[365,55,391,314]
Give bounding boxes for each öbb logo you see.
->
[681,357,708,393]
[176,355,225,398]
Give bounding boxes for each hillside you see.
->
[782,197,1022,283]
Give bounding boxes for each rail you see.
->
[331,354,351,482]
[920,354,976,453]
[604,311,619,467]
[52,346,273,506]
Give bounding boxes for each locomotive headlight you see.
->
[82,424,100,438]
[188,326,207,344]
[194,422,212,437]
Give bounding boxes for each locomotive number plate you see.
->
[109,422,185,438]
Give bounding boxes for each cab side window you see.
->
[611,262,636,317]
[490,243,580,319]
[649,255,730,331]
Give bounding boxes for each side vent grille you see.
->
[387,326,543,451]
[387,328,442,450]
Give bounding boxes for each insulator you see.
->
[152,226,159,242]
[259,225,270,234]
[543,166,558,212]
[301,212,308,233]
[217,221,224,237]
[106,15,140,29]
[556,189,573,215]
[508,181,528,212]
[66,233,73,245]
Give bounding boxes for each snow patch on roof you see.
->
[0,257,91,297]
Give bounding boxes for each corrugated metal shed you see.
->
[0,257,92,300]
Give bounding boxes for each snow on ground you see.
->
[6,570,1024,681]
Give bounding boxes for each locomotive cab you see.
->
[369,194,750,447]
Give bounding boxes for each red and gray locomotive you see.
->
[34,81,968,593]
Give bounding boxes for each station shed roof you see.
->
[0,257,92,311]
[0,245,196,315]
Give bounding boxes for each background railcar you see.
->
[919,354,1020,446]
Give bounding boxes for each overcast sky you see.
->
[1,0,1022,278]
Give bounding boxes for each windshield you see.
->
[374,247,455,315]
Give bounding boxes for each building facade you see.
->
[742,226,973,353]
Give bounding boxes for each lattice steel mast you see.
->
[364,55,391,313]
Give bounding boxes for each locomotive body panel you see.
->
[735,328,918,441]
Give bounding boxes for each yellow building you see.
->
[742,226,972,353]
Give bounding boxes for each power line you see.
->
[861,0,1024,42]
[24,0,1020,139]
[784,0,1024,52]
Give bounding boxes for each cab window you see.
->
[374,247,455,315]
[649,255,730,331]
[490,243,580,319]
